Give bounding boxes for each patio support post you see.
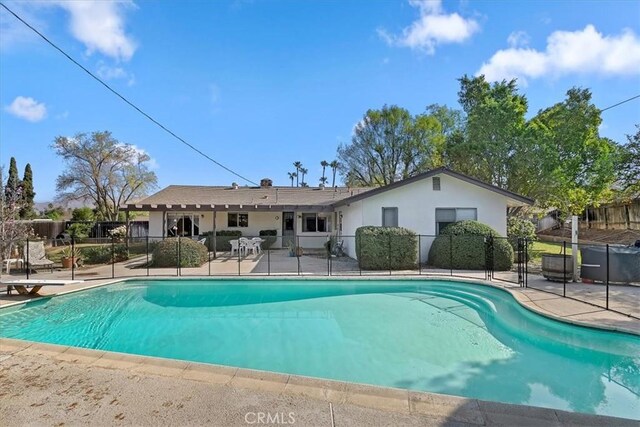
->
[562,241,567,297]
[606,243,609,310]
[72,235,76,280]
[26,238,30,280]
[111,235,115,279]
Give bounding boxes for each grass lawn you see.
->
[529,241,580,263]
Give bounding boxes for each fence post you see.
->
[111,235,115,279]
[358,233,362,276]
[388,234,392,276]
[146,235,149,277]
[562,241,567,297]
[296,235,301,276]
[606,243,609,310]
[25,238,30,279]
[208,237,211,276]
[237,237,241,276]
[327,240,330,277]
[524,238,528,288]
[72,236,76,280]
[449,234,453,277]
[177,236,181,277]
[418,235,421,275]
[267,244,271,276]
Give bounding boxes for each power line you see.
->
[0,2,259,186]
[600,94,640,112]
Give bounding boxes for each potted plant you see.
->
[61,245,82,269]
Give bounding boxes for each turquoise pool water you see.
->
[1,279,638,420]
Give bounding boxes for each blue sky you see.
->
[1,0,639,202]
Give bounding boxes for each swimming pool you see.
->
[1,279,638,420]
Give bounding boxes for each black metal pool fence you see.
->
[14,235,640,319]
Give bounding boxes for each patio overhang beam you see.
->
[122,204,334,212]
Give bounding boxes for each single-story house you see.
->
[123,167,533,261]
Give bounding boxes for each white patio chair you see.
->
[251,237,264,254]
[238,238,251,256]
[229,239,241,256]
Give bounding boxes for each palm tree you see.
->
[299,168,308,186]
[330,160,339,187]
[293,161,302,187]
[320,160,329,183]
[300,182,309,187]
[319,176,328,186]
[287,172,297,187]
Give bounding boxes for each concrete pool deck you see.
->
[1,276,638,426]
[1,338,638,427]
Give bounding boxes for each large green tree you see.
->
[449,75,529,189]
[533,88,617,214]
[4,157,20,203]
[617,125,640,201]
[20,163,35,219]
[338,105,440,186]
[53,131,158,221]
[423,104,464,168]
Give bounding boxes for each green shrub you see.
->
[152,237,207,267]
[202,230,243,251]
[427,221,513,271]
[507,217,537,251]
[80,244,128,264]
[355,226,418,270]
[67,222,93,239]
[259,229,277,249]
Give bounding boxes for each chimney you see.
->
[260,178,273,187]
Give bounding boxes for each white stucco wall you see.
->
[339,173,511,261]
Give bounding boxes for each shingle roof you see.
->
[126,185,374,209]
[331,167,535,207]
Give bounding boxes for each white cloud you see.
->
[96,63,136,86]
[379,0,479,54]
[507,31,530,48]
[4,96,47,122]
[55,0,137,61]
[478,25,640,84]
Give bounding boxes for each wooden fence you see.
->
[582,200,640,230]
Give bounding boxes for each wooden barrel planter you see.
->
[541,253,573,282]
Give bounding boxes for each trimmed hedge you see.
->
[202,230,242,251]
[152,237,208,268]
[355,226,418,270]
[80,244,128,264]
[259,229,277,249]
[427,221,513,271]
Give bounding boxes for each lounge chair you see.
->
[23,241,54,273]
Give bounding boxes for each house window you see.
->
[228,213,249,228]
[302,213,331,232]
[433,177,441,191]
[382,207,398,227]
[435,208,477,234]
[167,213,200,237]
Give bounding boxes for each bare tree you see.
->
[53,131,158,221]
